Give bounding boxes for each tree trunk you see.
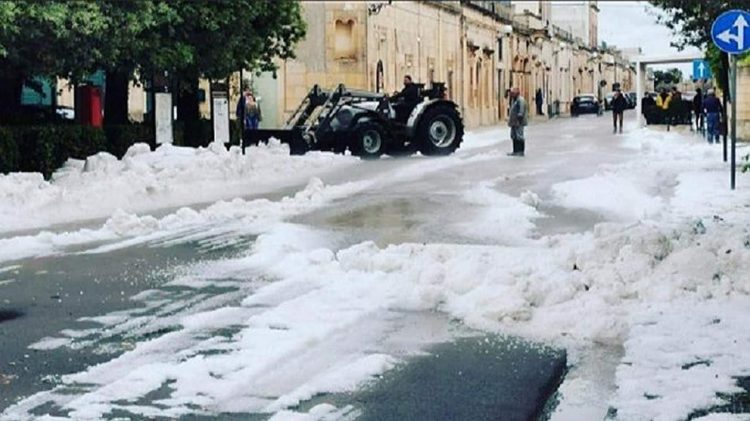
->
[0,71,24,121]
[176,76,203,146]
[176,76,201,122]
[104,69,131,125]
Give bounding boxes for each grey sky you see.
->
[597,1,702,75]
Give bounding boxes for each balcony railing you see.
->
[463,0,513,22]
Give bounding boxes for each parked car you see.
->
[604,93,614,110]
[626,92,637,109]
[571,94,601,116]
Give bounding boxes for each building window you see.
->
[447,70,454,100]
[334,19,356,60]
[475,59,481,107]
[427,57,435,80]
[404,53,414,70]
[484,58,491,107]
[376,60,384,93]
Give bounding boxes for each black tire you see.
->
[350,120,387,159]
[416,104,464,156]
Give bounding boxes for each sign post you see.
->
[731,55,737,190]
[211,82,230,145]
[153,71,173,145]
[711,9,750,190]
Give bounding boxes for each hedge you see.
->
[0,127,20,174]
[0,119,242,178]
[9,125,106,178]
[104,123,155,158]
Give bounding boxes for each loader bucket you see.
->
[242,128,309,155]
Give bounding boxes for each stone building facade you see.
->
[737,62,750,141]
[51,0,635,129]
[257,0,634,129]
[258,1,513,129]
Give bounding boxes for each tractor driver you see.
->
[391,75,420,123]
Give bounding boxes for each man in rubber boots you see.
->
[508,87,528,156]
[611,88,628,134]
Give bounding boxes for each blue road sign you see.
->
[711,9,750,54]
[692,59,712,79]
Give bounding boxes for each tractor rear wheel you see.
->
[350,120,387,159]
[416,104,464,156]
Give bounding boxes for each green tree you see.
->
[0,2,18,58]
[648,1,749,95]
[653,68,683,88]
[159,0,306,130]
[103,0,306,127]
[0,0,306,127]
[96,1,179,124]
[0,1,107,117]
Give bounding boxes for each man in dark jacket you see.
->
[391,75,420,122]
[535,88,544,116]
[667,87,683,126]
[611,89,628,133]
[703,89,722,144]
[693,88,704,132]
[641,92,656,124]
[507,87,528,156]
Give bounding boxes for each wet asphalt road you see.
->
[1,112,638,419]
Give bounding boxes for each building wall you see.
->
[551,2,589,47]
[737,63,750,141]
[265,1,504,129]
[512,1,551,24]
[588,1,598,49]
[48,0,635,130]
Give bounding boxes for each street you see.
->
[2,111,750,420]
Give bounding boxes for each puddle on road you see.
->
[297,195,465,247]
[0,309,23,323]
[533,204,607,237]
[295,334,566,421]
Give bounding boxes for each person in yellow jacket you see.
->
[655,88,671,110]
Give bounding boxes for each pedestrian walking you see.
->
[611,88,628,133]
[693,88,704,133]
[236,89,262,145]
[535,88,544,116]
[507,87,528,157]
[703,89,722,144]
[655,88,671,124]
[667,87,683,126]
[641,92,656,124]
[244,93,262,130]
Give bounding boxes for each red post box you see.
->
[75,85,103,127]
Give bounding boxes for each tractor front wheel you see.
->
[350,121,387,159]
[416,105,464,156]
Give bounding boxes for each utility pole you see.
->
[730,54,737,190]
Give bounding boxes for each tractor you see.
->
[242,82,464,159]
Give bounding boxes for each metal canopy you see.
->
[634,52,706,126]
[633,53,704,65]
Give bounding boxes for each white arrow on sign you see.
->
[698,61,706,77]
[717,14,748,50]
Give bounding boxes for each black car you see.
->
[571,94,601,116]
[625,92,637,109]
